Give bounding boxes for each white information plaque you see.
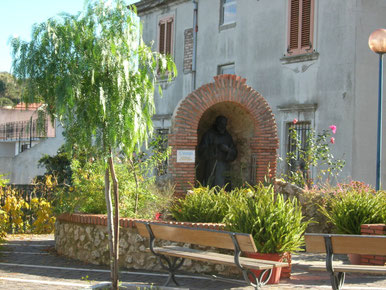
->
[177,150,195,163]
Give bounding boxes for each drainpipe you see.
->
[192,0,198,90]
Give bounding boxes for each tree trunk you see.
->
[104,167,115,288]
[128,158,140,215]
[108,153,120,289]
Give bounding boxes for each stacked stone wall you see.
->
[55,213,292,279]
[55,214,241,277]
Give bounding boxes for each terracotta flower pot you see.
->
[244,252,284,284]
[347,253,361,265]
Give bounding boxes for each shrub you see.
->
[224,184,311,254]
[48,138,173,219]
[0,184,55,234]
[170,186,230,223]
[320,181,386,234]
[0,175,9,239]
[283,123,345,188]
[30,197,56,234]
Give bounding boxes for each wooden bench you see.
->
[136,221,287,290]
[305,233,386,290]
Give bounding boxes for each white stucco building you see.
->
[0,104,64,184]
[136,0,386,188]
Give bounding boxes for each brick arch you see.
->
[169,75,278,195]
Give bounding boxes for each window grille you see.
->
[287,121,311,176]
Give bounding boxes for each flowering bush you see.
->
[284,122,345,188]
[30,197,56,234]
[319,181,386,234]
[0,185,56,234]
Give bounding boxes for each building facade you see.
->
[0,104,64,184]
[136,0,386,191]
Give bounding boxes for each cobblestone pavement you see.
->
[0,234,385,289]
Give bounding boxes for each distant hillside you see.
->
[0,72,23,107]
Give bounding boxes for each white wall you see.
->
[139,0,385,186]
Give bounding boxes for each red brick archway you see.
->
[169,75,278,195]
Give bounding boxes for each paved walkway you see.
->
[0,234,385,289]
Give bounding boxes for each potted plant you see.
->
[319,181,386,264]
[224,183,311,284]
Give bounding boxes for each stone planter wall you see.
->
[56,214,241,277]
[360,224,386,266]
[55,213,292,279]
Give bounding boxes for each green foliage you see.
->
[170,186,230,223]
[0,185,55,234]
[319,181,386,234]
[50,139,173,219]
[38,147,73,185]
[10,1,176,286]
[38,145,99,185]
[0,174,9,187]
[171,184,311,253]
[0,97,14,107]
[0,80,5,97]
[11,0,176,157]
[284,125,345,188]
[0,72,23,105]
[224,184,311,253]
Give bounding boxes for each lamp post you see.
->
[368,28,386,191]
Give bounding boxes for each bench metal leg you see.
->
[324,236,346,290]
[230,233,274,289]
[241,268,272,290]
[157,255,185,287]
[144,223,185,287]
[330,272,345,290]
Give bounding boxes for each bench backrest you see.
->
[136,221,257,253]
[305,233,386,255]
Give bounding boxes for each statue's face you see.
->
[216,118,227,134]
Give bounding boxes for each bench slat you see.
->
[309,265,386,274]
[136,221,257,253]
[305,234,386,255]
[153,246,288,270]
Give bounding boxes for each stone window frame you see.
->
[218,63,235,75]
[157,11,176,82]
[219,0,236,30]
[277,103,317,178]
[281,0,319,64]
[157,13,175,57]
[286,120,311,177]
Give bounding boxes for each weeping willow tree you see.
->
[11,1,176,288]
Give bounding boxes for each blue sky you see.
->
[0,0,138,73]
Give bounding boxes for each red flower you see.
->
[155,212,162,220]
[293,118,298,124]
[330,137,335,144]
[329,125,337,134]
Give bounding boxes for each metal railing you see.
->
[0,118,48,141]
